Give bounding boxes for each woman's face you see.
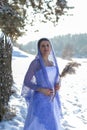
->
[39,40,51,57]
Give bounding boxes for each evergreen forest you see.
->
[16,33,87,59]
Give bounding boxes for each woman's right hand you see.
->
[37,88,53,96]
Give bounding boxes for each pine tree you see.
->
[0,32,13,121]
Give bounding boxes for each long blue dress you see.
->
[23,66,62,130]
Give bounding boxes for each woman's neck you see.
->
[43,57,53,66]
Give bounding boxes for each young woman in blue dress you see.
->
[21,38,63,130]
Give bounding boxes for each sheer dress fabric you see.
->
[21,41,63,130]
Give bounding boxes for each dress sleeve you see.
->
[23,60,38,90]
[21,60,39,101]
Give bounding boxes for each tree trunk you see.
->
[0,32,13,121]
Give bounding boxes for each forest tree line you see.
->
[15,33,87,59]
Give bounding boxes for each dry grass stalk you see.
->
[60,61,81,77]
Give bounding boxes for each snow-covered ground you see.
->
[0,47,87,130]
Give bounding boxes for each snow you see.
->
[0,46,87,130]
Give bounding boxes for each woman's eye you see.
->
[47,44,49,47]
[41,44,49,47]
[42,45,45,48]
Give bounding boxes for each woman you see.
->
[21,38,63,130]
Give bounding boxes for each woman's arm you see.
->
[36,88,54,96]
[23,60,38,90]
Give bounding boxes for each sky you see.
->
[17,0,87,44]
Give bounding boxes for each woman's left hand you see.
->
[55,83,60,91]
[51,84,60,101]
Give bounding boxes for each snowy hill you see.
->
[0,47,87,130]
